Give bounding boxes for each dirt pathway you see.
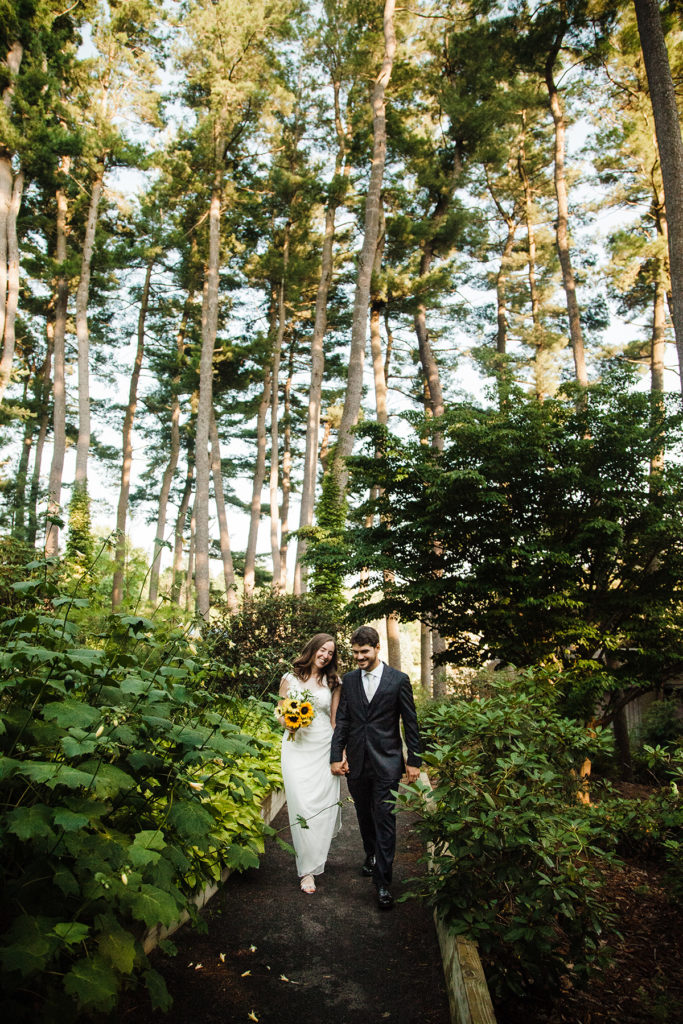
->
[118,781,450,1024]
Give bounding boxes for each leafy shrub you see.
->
[0,558,281,1021]
[202,591,349,698]
[594,744,683,898]
[400,670,618,1001]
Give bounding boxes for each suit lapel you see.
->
[373,662,391,702]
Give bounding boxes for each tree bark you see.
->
[210,407,238,611]
[28,330,53,547]
[334,0,396,496]
[634,0,683,401]
[0,41,24,405]
[545,35,588,386]
[148,291,192,603]
[112,256,154,609]
[73,159,105,493]
[269,232,289,591]
[279,340,294,591]
[172,451,194,605]
[195,170,222,620]
[369,211,401,670]
[420,621,432,695]
[294,78,349,594]
[244,366,272,597]
[45,161,70,556]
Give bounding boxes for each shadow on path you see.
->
[118,780,450,1024]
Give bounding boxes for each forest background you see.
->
[2,1,683,1020]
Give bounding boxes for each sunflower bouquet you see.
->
[279,690,315,741]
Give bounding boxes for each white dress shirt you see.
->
[362,660,384,702]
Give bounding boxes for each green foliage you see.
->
[66,485,94,563]
[348,370,683,722]
[0,556,281,1021]
[636,699,683,753]
[302,453,348,607]
[400,669,618,1001]
[202,590,348,698]
[593,745,683,898]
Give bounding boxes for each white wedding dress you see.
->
[280,673,341,877]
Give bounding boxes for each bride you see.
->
[277,633,343,894]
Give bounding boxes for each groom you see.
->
[330,625,422,909]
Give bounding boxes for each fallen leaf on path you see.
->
[219,953,226,962]
[249,945,257,952]
[241,970,251,977]
[247,1013,258,1022]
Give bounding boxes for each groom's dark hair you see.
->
[351,625,380,647]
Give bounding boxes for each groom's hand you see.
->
[404,764,420,784]
[330,760,348,776]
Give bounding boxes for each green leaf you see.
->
[53,866,80,897]
[97,923,136,974]
[6,804,55,840]
[130,884,181,927]
[79,761,137,798]
[42,700,101,729]
[167,798,214,838]
[63,953,119,1011]
[53,922,90,947]
[144,967,172,1011]
[0,916,57,976]
[18,761,94,790]
[0,755,20,779]
[66,648,105,667]
[52,807,90,831]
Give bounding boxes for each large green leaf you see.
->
[6,804,55,840]
[63,953,119,1011]
[52,807,91,832]
[167,798,215,838]
[79,761,137,798]
[97,922,136,973]
[129,884,181,927]
[53,921,90,947]
[18,762,94,790]
[0,916,58,976]
[42,701,101,729]
[144,967,172,1011]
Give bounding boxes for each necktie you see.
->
[364,671,377,701]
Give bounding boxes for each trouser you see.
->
[347,771,401,888]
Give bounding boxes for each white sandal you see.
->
[300,873,316,894]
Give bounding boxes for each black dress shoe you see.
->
[376,886,394,910]
[361,854,375,877]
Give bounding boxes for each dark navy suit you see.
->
[330,663,421,887]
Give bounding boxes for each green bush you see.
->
[594,744,683,898]
[400,670,618,1001]
[202,591,349,698]
[0,557,281,1021]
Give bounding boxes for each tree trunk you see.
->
[420,621,432,695]
[195,171,222,621]
[12,378,33,540]
[112,256,154,609]
[184,506,196,613]
[545,38,588,386]
[0,166,24,404]
[73,158,105,493]
[28,330,53,547]
[334,0,396,496]
[634,0,683,402]
[0,41,24,406]
[244,366,272,597]
[369,212,401,670]
[269,240,288,591]
[294,78,348,594]
[45,162,70,556]
[279,340,294,591]
[149,291,193,603]
[172,453,194,605]
[210,407,238,611]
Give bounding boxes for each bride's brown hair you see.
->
[292,633,340,690]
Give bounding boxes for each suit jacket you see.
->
[330,663,422,780]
